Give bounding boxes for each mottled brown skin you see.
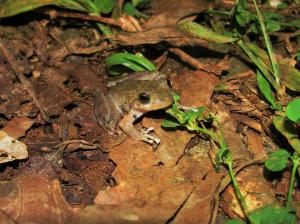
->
[95,72,172,146]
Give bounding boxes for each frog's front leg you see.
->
[118,110,160,146]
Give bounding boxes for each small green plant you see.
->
[161,93,223,148]
[162,94,298,223]
[235,98,300,223]
[105,52,156,75]
[200,0,300,109]
[265,150,300,209]
[161,94,248,215]
[237,0,284,109]
[272,98,300,157]
[234,0,300,33]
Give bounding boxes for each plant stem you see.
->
[238,40,280,92]
[287,156,300,208]
[194,126,221,145]
[226,160,250,217]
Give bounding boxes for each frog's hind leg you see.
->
[94,91,122,131]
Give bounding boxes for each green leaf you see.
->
[265,149,290,171]
[286,98,300,123]
[249,23,259,34]
[131,0,150,7]
[273,116,300,154]
[296,51,300,62]
[172,93,180,104]
[245,42,300,92]
[166,107,186,125]
[161,119,182,128]
[106,52,156,76]
[178,22,239,44]
[263,12,284,20]
[93,0,116,14]
[252,0,281,86]
[123,2,147,18]
[256,70,279,110]
[291,19,300,29]
[249,206,297,224]
[0,0,87,18]
[236,11,253,27]
[277,2,288,9]
[216,145,230,165]
[97,23,113,35]
[75,0,98,13]
[238,41,279,92]
[281,63,300,92]
[266,20,281,32]
[236,0,248,12]
[183,106,206,122]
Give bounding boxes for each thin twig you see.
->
[169,48,213,73]
[46,10,122,27]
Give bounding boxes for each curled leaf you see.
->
[106,52,156,76]
[177,22,238,44]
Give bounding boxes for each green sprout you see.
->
[162,94,298,223]
[105,52,156,75]
[161,94,249,217]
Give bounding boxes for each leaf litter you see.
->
[0,0,298,223]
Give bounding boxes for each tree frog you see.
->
[95,72,172,146]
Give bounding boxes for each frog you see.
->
[94,71,172,147]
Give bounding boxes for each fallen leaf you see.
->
[0,130,28,164]
[244,129,267,160]
[95,114,222,223]
[32,77,74,116]
[145,0,209,29]
[212,102,250,160]
[3,117,35,138]
[171,70,219,107]
[0,174,72,223]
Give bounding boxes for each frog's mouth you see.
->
[134,98,172,112]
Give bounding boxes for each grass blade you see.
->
[252,0,281,85]
[106,52,156,75]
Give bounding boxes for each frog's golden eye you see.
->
[138,92,150,104]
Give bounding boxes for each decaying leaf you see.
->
[3,117,35,138]
[0,130,28,163]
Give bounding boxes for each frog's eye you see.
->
[138,92,150,104]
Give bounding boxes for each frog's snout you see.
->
[134,92,172,112]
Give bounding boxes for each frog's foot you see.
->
[141,127,154,134]
[119,115,160,148]
[141,133,160,146]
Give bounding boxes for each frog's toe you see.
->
[143,134,160,146]
[141,127,154,134]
